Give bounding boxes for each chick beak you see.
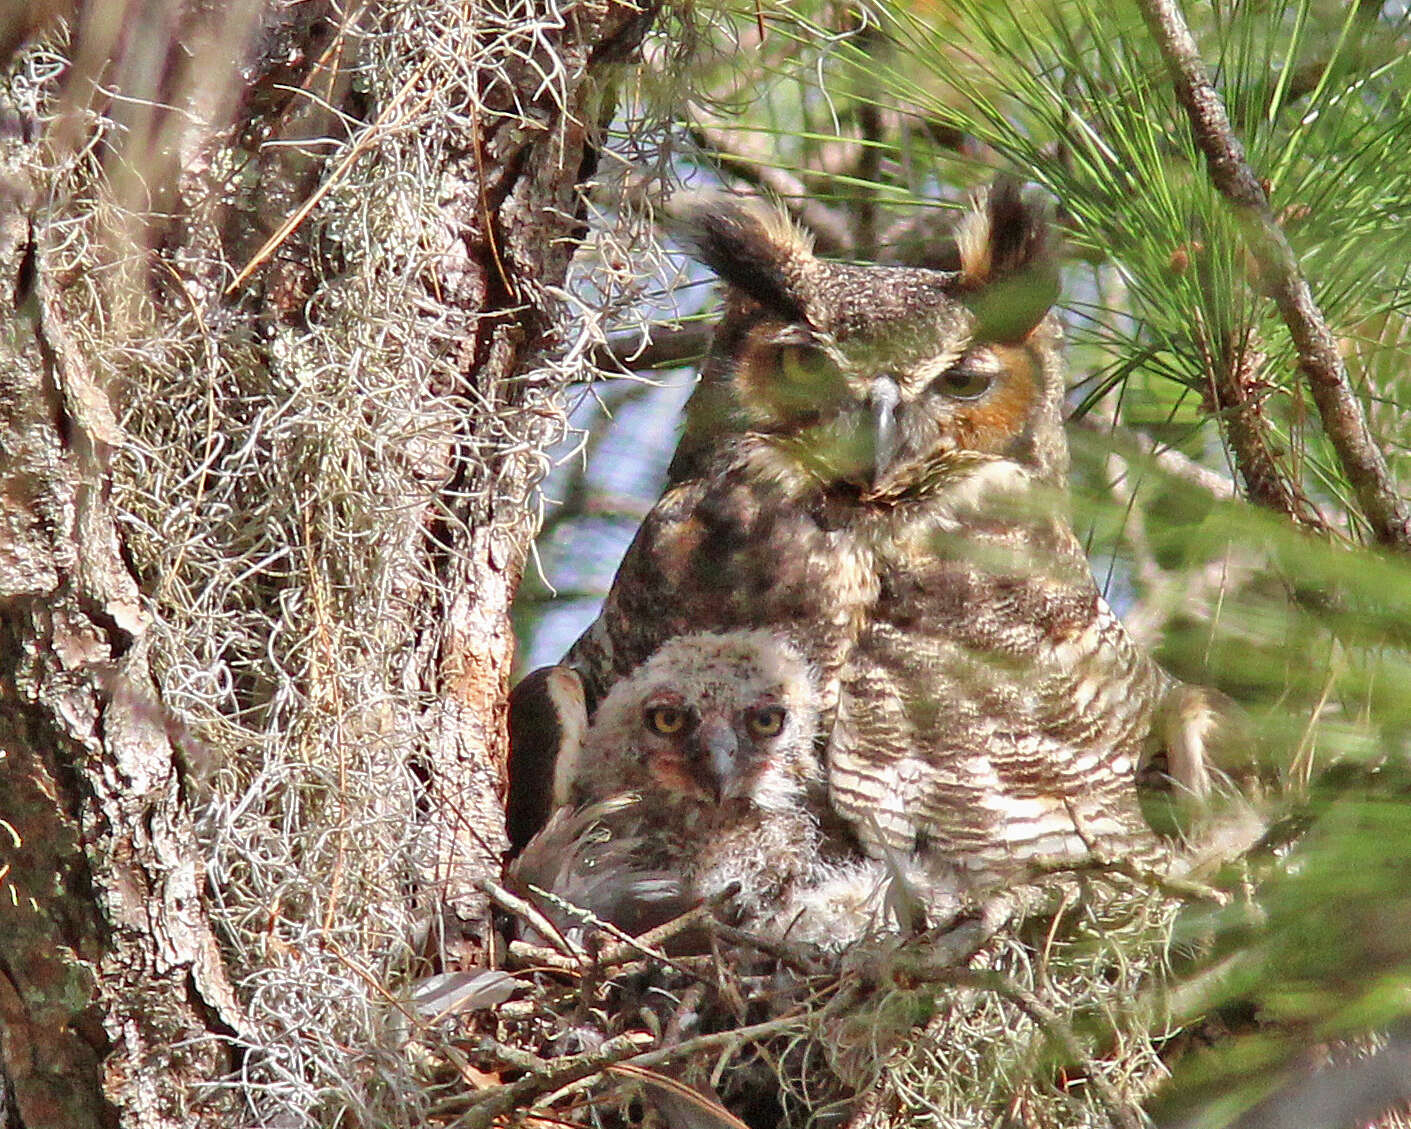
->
[869,375,901,488]
[691,714,738,803]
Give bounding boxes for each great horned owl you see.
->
[517,184,1236,896]
[510,631,890,949]
[565,185,1067,718]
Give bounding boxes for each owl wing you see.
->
[507,486,729,851]
[564,457,873,717]
[826,516,1170,878]
[1141,681,1267,859]
[506,798,693,943]
[505,665,587,856]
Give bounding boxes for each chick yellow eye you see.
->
[644,706,687,735]
[746,706,787,738]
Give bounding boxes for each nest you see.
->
[410,865,1195,1129]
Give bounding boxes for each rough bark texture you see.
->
[1199,330,1326,531]
[391,0,661,928]
[0,109,244,1125]
[0,0,658,1121]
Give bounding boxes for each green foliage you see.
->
[524,2,1411,1124]
[1154,766,1411,1127]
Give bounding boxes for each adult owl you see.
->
[514,184,1234,897]
[509,631,889,949]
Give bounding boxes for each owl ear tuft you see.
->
[667,193,820,326]
[954,179,1061,341]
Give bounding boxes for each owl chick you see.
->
[522,185,1242,900]
[510,631,893,950]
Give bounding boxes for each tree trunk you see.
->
[0,0,656,1122]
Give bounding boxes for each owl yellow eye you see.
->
[779,344,822,379]
[746,706,787,737]
[644,706,688,735]
[937,352,1000,400]
[775,344,849,415]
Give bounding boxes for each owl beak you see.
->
[691,714,739,803]
[868,375,901,486]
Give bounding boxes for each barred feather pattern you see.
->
[829,506,1174,876]
[566,461,878,721]
[543,187,1233,900]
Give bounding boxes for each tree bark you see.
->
[0,112,244,1124]
[0,0,657,1121]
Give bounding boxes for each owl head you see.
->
[669,182,1067,496]
[577,630,821,814]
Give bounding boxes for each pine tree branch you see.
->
[688,124,856,256]
[592,321,713,372]
[1070,415,1236,501]
[1194,325,1328,531]
[1135,0,1411,550]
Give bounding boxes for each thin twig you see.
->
[1018,852,1230,907]
[504,940,717,980]
[689,124,856,256]
[1134,0,1411,549]
[455,1013,808,1128]
[1192,322,1326,529]
[594,901,716,965]
[708,921,823,971]
[506,939,586,972]
[591,321,714,373]
[525,883,708,978]
[1071,414,1236,500]
[608,1063,753,1129]
[449,1032,651,1126]
[483,881,586,961]
[225,56,436,293]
